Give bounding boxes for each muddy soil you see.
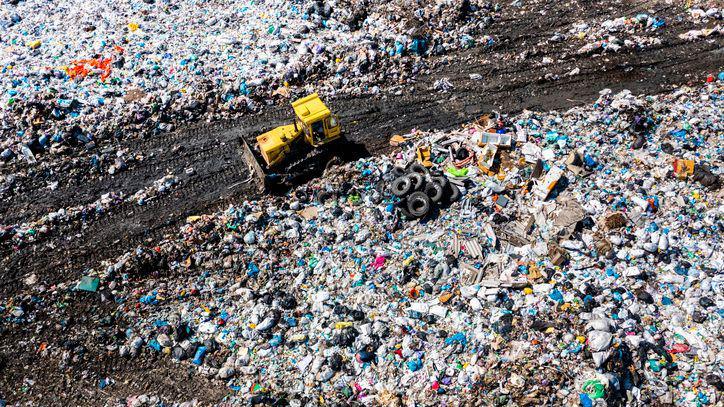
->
[0,0,722,404]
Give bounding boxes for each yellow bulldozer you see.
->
[241,93,343,190]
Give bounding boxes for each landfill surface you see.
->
[0,0,723,405]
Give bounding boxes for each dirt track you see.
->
[0,0,722,403]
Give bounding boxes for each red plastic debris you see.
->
[68,57,113,81]
[669,343,690,354]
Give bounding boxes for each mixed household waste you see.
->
[35,79,718,405]
[0,0,501,168]
[1,0,723,403]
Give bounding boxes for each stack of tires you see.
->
[389,163,461,219]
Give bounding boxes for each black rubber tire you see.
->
[408,163,429,176]
[407,191,431,218]
[391,166,406,178]
[407,172,424,191]
[391,176,412,197]
[317,190,334,204]
[431,176,449,190]
[447,184,461,203]
[424,182,444,203]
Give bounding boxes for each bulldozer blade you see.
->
[239,137,267,192]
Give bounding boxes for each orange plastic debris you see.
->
[409,286,419,298]
[68,57,113,81]
[672,158,695,179]
[389,134,406,146]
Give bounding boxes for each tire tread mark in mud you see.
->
[0,138,251,285]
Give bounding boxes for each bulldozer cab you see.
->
[292,93,341,147]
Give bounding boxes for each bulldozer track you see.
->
[0,135,250,253]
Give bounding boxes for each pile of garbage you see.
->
[52,79,722,405]
[679,6,722,41]
[387,161,461,219]
[573,14,666,55]
[0,0,499,167]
